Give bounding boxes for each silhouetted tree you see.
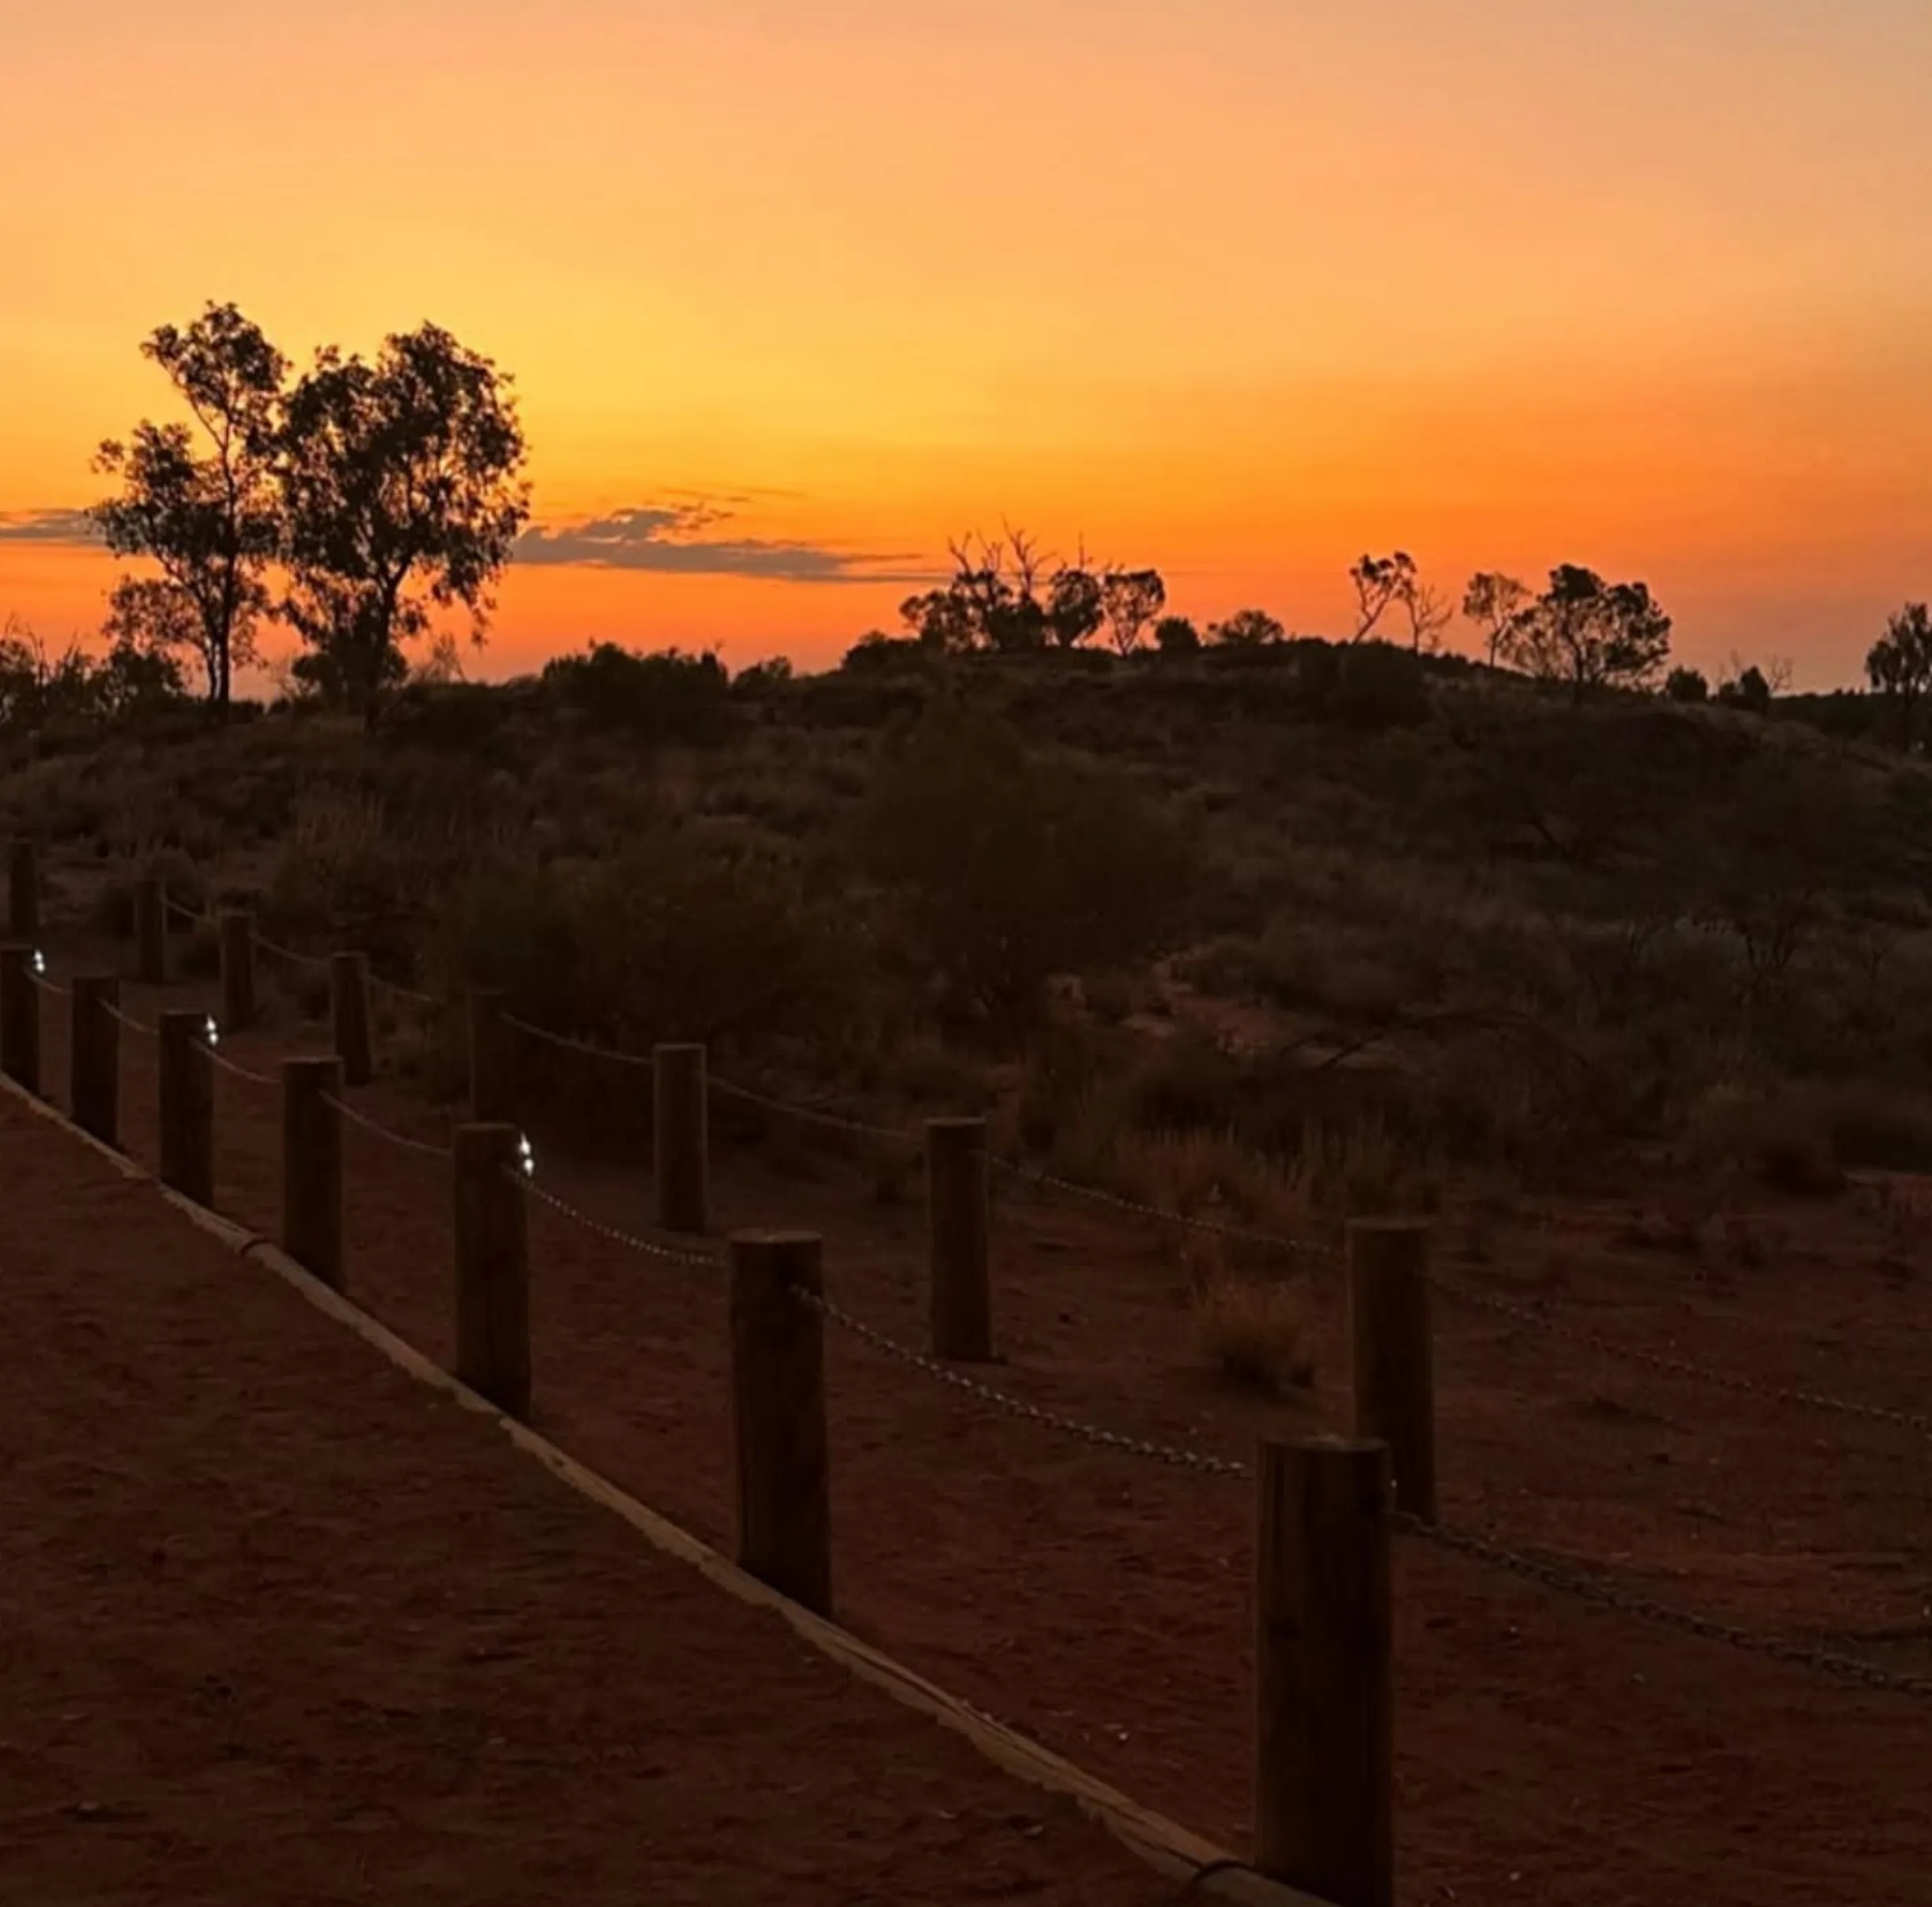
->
[1717,664,1772,715]
[1349,552,1415,641]
[1399,578,1454,653]
[91,301,287,708]
[1462,571,1530,668]
[278,322,529,723]
[1209,607,1284,647]
[1153,614,1202,654]
[1866,602,1932,751]
[1664,665,1709,703]
[1503,565,1672,701]
[1099,567,1166,655]
[1046,560,1105,648]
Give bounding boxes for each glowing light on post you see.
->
[518,1132,535,1178]
[203,1013,220,1048]
[31,950,46,977]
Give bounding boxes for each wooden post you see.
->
[453,1123,531,1417]
[927,1116,993,1361]
[7,838,37,941]
[330,951,373,1087]
[158,1008,214,1206]
[0,944,39,1095]
[135,875,166,984]
[1347,1218,1437,1524]
[467,988,511,1122]
[1254,1436,1394,1907]
[729,1229,831,1615]
[282,1058,344,1290]
[70,976,121,1146]
[653,1042,708,1233]
[218,910,257,1032]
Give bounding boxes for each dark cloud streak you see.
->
[514,500,932,585]
[0,507,99,545]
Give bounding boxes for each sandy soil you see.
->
[0,1083,1201,1907]
[16,947,1932,1905]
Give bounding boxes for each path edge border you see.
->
[2,1073,1323,1907]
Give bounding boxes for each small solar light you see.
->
[518,1132,536,1177]
[31,949,46,977]
[203,1013,221,1048]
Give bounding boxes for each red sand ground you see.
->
[0,1089,1197,1905]
[17,957,1932,1905]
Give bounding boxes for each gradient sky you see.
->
[3,0,1930,686]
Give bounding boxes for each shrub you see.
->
[1192,1265,1316,1394]
[862,704,1193,1027]
[540,644,735,745]
[1333,641,1429,730]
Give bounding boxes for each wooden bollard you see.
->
[0,944,40,1095]
[653,1043,708,1233]
[1347,1218,1437,1523]
[467,988,511,1122]
[927,1116,993,1361]
[70,976,121,1145]
[158,1008,215,1206]
[453,1123,531,1417]
[7,838,37,941]
[282,1058,344,1289]
[730,1230,831,1615]
[218,910,257,1032]
[134,875,166,984]
[1254,1436,1394,1907]
[330,952,373,1087]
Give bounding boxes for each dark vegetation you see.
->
[11,629,1932,1246]
[21,300,1932,1263]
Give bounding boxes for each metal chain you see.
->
[100,1000,157,1039]
[254,931,330,972]
[503,1013,656,1069]
[369,973,444,1009]
[319,1092,451,1160]
[1398,1511,1932,1701]
[28,971,69,999]
[797,1285,1250,1476]
[207,1045,278,1090]
[1430,1266,1932,1439]
[515,1175,726,1269]
[163,894,207,926]
[709,1072,920,1144]
[983,1151,1338,1261]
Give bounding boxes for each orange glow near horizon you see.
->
[4,2,1930,689]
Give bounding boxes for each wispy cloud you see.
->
[514,500,932,585]
[0,507,98,545]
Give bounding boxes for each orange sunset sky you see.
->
[3,0,1929,687]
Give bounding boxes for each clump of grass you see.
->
[1689,1083,1845,1195]
[1191,1261,1317,1395]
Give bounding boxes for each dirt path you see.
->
[0,1087,1194,1907]
[15,951,1932,1905]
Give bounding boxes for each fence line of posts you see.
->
[0,838,1659,1907]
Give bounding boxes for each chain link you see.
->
[368,973,444,1009]
[503,1013,657,1069]
[515,1175,726,1269]
[797,1285,1250,1475]
[1398,1511,1932,1701]
[28,971,69,999]
[709,1072,920,1144]
[207,1044,278,1090]
[254,931,330,973]
[319,1092,451,1160]
[1430,1266,1932,1439]
[983,1151,1337,1261]
[100,1000,157,1039]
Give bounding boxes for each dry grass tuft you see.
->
[1191,1262,1317,1396]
